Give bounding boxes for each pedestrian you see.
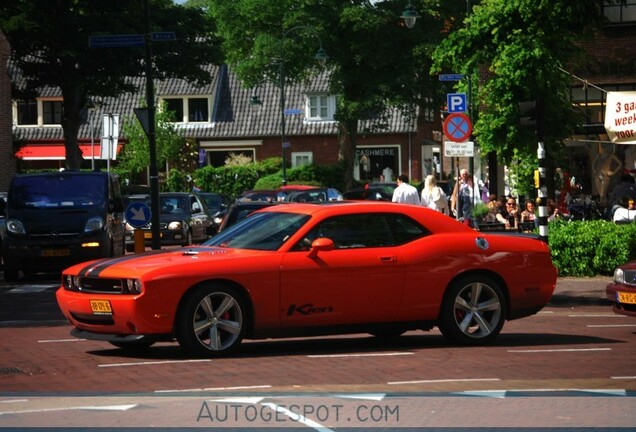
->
[608,173,636,215]
[420,174,448,214]
[451,168,479,222]
[392,174,420,205]
[496,196,520,230]
[520,199,537,225]
[612,196,636,223]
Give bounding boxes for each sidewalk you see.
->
[550,276,612,306]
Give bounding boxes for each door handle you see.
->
[379,255,397,263]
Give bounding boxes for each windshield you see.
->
[205,211,310,251]
[9,174,107,209]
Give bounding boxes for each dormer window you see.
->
[162,96,210,123]
[305,94,336,121]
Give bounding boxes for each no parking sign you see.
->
[443,113,472,143]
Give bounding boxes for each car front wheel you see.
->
[176,284,246,357]
[438,275,506,345]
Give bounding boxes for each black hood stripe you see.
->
[77,250,170,277]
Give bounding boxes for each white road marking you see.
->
[308,352,413,358]
[568,314,625,318]
[611,376,636,380]
[207,397,265,404]
[587,324,636,328]
[0,399,28,404]
[0,404,137,416]
[98,359,212,368]
[508,348,612,353]
[334,393,386,401]
[38,338,86,343]
[387,378,500,385]
[7,285,57,293]
[156,385,272,393]
[262,402,334,432]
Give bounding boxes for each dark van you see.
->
[0,171,125,281]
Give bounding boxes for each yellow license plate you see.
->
[41,249,70,257]
[143,232,162,239]
[617,291,636,305]
[90,300,112,315]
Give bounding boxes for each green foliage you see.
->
[472,202,490,219]
[165,169,189,192]
[431,0,601,167]
[192,157,283,199]
[207,0,457,189]
[1,0,221,169]
[549,220,636,277]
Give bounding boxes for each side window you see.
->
[385,213,428,245]
[293,214,394,250]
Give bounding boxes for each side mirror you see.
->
[307,237,335,258]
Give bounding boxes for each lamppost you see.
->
[251,26,327,186]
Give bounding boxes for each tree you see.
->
[117,100,186,187]
[207,0,459,190]
[0,0,221,169]
[431,0,603,196]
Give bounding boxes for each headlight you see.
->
[7,219,26,235]
[213,216,223,225]
[63,274,80,290]
[84,217,104,233]
[126,279,143,294]
[125,222,135,231]
[168,221,183,230]
[614,268,625,284]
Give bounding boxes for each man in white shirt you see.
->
[392,174,420,205]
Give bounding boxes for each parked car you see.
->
[606,260,636,317]
[2,171,125,281]
[126,192,213,249]
[216,201,282,233]
[196,192,230,232]
[237,189,286,202]
[343,184,394,201]
[284,187,343,203]
[57,201,557,357]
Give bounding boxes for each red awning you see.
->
[15,144,122,160]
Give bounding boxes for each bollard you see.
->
[134,230,146,254]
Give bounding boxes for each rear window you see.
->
[9,173,107,209]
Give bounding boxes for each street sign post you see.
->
[439,74,464,82]
[443,113,472,142]
[88,34,145,48]
[444,141,474,157]
[125,201,152,254]
[447,93,467,113]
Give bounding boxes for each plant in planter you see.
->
[471,202,490,220]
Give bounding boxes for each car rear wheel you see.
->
[176,284,246,357]
[438,275,506,345]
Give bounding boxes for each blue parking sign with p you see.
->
[447,93,467,113]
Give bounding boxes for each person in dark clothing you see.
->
[608,173,636,218]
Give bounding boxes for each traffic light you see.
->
[519,101,537,127]
[534,169,540,189]
[519,99,545,139]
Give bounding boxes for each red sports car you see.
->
[56,202,557,357]
[606,260,636,317]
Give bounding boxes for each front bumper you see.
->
[606,282,636,317]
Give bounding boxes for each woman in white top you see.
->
[420,175,448,214]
